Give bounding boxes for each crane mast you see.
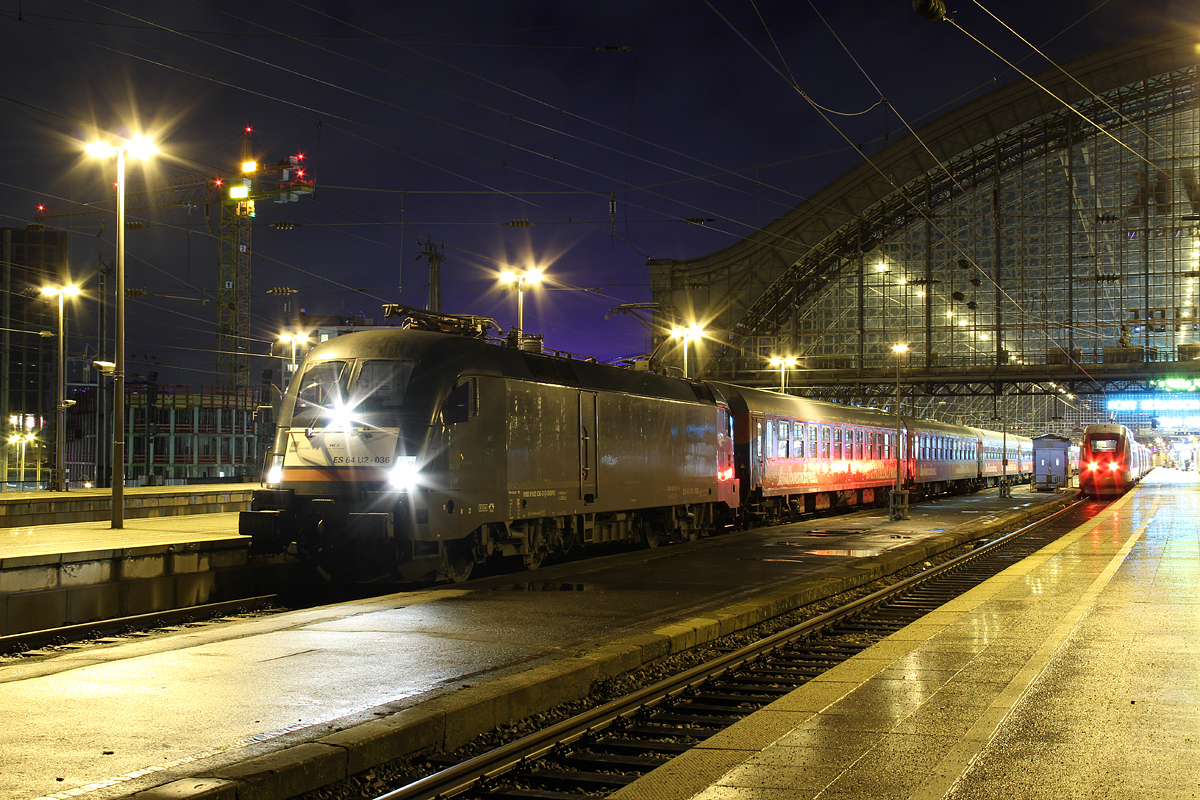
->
[36,128,313,387]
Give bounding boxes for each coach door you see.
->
[751,414,766,489]
[579,391,598,504]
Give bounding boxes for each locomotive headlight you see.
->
[389,456,420,489]
[325,402,358,432]
[265,454,284,486]
[1088,461,1098,471]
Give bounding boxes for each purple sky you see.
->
[0,0,1186,383]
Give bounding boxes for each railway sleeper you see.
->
[524,768,641,789]
[590,739,696,756]
[558,751,670,771]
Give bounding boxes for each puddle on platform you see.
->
[491,582,596,592]
[805,549,883,557]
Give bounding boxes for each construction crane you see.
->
[36,128,313,387]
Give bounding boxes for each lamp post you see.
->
[278,332,309,386]
[498,268,543,345]
[41,284,80,491]
[87,135,156,528]
[890,343,909,521]
[670,325,704,378]
[769,356,798,392]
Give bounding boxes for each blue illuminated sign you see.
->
[1106,395,1200,413]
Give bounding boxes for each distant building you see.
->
[0,227,69,487]
[65,381,263,486]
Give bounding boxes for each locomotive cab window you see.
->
[353,360,418,412]
[444,377,478,424]
[292,360,350,426]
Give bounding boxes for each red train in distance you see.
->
[1078,423,1153,498]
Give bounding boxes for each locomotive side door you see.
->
[579,391,598,504]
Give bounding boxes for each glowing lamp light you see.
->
[242,160,257,173]
[229,185,249,199]
[389,456,420,489]
[266,454,284,485]
[1088,461,1099,471]
[324,401,357,432]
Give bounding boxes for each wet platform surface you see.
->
[612,468,1200,800]
[0,486,1074,800]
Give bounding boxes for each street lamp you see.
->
[670,324,704,378]
[87,135,157,528]
[498,268,543,345]
[890,343,909,521]
[278,332,309,384]
[41,284,81,491]
[769,356,798,392]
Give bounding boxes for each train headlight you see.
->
[1088,461,1098,471]
[1109,461,1121,471]
[389,456,420,489]
[265,454,284,486]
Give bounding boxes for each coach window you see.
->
[811,425,820,458]
[821,426,830,458]
[778,420,790,459]
[855,429,863,459]
[793,423,804,458]
[832,427,842,459]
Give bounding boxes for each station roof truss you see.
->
[650,30,1200,437]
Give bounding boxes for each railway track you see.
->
[365,497,1103,800]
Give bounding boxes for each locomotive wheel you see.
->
[522,524,548,570]
[440,540,475,583]
[641,523,661,549]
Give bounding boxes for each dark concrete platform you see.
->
[0,483,254,529]
[0,484,282,637]
[610,467,1197,800]
[0,484,1082,800]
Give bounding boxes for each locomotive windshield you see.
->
[290,358,417,427]
[1089,437,1118,452]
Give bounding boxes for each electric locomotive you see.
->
[240,328,740,582]
[1079,423,1151,497]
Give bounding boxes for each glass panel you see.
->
[352,360,418,411]
[292,360,349,426]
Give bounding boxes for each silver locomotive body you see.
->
[241,329,739,582]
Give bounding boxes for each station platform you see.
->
[611,468,1200,800]
[0,484,281,637]
[0,484,1085,800]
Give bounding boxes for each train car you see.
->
[711,383,905,518]
[1079,423,1151,498]
[241,329,739,582]
[711,384,1032,521]
[969,426,1034,487]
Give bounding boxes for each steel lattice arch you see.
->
[649,29,1200,439]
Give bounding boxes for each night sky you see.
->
[0,0,1187,385]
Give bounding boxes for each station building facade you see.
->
[649,30,1200,441]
